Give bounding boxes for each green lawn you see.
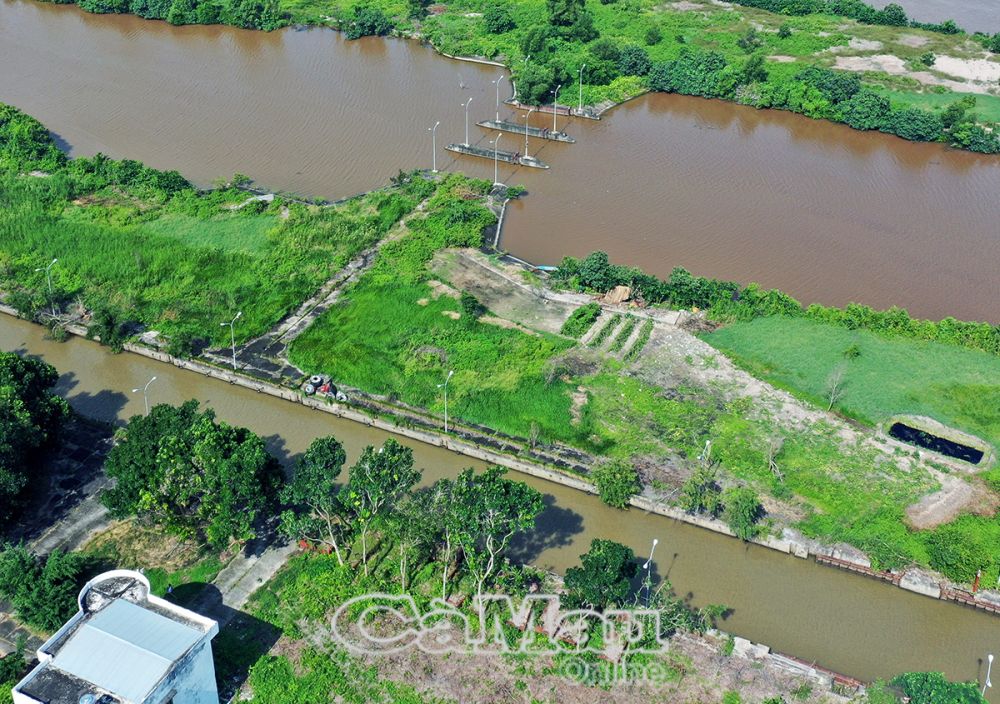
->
[0,173,423,345]
[141,212,279,253]
[873,89,1000,123]
[704,316,1000,450]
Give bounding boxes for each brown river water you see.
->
[871,0,1000,34]
[1,0,999,323]
[3,308,999,697]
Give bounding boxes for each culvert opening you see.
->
[888,422,985,465]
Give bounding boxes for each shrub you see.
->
[482,3,515,33]
[0,546,90,632]
[679,467,722,515]
[618,45,652,77]
[737,28,763,53]
[919,51,936,66]
[722,486,763,540]
[459,291,486,320]
[924,522,993,583]
[560,302,602,338]
[345,4,393,40]
[591,460,640,508]
[777,23,792,38]
[889,672,988,704]
[841,90,891,130]
[644,24,662,45]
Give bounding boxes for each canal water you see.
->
[1,0,999,323]
[870,0,1000,34]
[2,315,998,696]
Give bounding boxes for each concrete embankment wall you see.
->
[5,305,1000,619]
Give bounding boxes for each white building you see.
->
[12,570,220,704]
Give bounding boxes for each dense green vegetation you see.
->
[101,400,282,550]
[555,251,1000,355]
[705,316,1000,449]
[0,646,27,704]
[0,353,69,530]
[0,104,427,349]
[888,671,989,704]
[560,302,601,337]
[0,545,91,632]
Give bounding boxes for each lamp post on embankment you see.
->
[132,376,157,417]
[552,84,562,133]
[221,311,242,370]
[35,258,58,316]
[984,653,994,697]
[462,98,472,147]
[492,133,503,187]
[642,538,659,607]
[524,107,535,158]
[429,121,440,172]
[437,369,454,434]
[493,74,505,122]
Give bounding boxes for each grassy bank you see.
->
[0,105,427,348]
[705,316,1000,449]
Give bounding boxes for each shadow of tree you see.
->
[507,494,584,565]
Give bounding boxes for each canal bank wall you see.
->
[6,304,999,620]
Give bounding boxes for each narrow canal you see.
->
[3,314,997,696]
[2,0,999,323]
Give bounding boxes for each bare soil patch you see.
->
[896,34,929,48]
[480,314,539,335]
[906,473,999,529]
[83,519,202,572]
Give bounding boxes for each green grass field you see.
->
[0,173,422,345]
[704,316,1000,450]
[872,89,1000,124]
[141,211,279,253]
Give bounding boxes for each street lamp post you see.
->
[493,74,505,121]
[524,107,536,158]
[131,376,157,417]
[437,370,454,433]
[578,64,586,113]
[552,84,562,133]
[220,311,242,371]
[463,98,473,147]
[985,653,994,697]
[492,133,503,186]
[642,538,659,607]
[34,258,58,316]
[429,121,440,172]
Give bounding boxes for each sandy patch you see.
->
[427,279,460,300]
[933,55,1000,83]
[441,310,460,320]
[669,0,704,9]
[768,55,797,63]
[849,37,883,51]
[896,34,929,48]
[834,54,997,94]
[905,472,999,529]
[834,53,908,75]
[480,315,539,335]
[416,298,430,306]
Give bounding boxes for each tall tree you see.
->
[279,437,351,565]
[452,467,544,604]
[101,401,281,549]
[563,539,637,611]
[386,488,440,591]
[0,353,69,529]
[343,439,420,576]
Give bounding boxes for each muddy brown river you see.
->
[1,0,999,323]
[3,312,999,698]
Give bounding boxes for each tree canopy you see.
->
[101,400,281,549]
[563,539,637,610]
[0,353,69,530]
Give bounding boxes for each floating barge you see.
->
[476,119,576,143]
[445,143,550,169]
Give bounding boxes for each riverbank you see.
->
[29,0,1000,154]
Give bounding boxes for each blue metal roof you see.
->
[51,599,203,703]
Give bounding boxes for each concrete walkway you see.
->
[191,540,296,627]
